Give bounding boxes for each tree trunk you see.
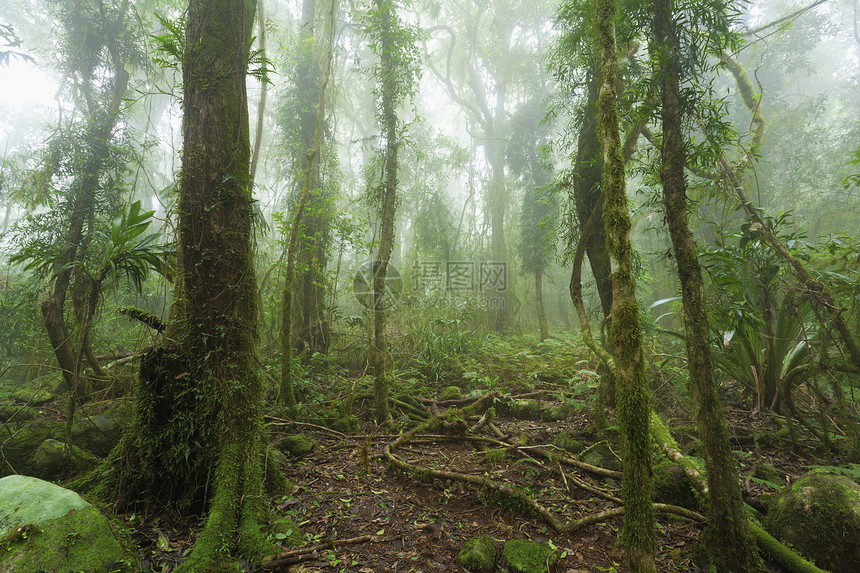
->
[101,1,269,570]
[292,0,332,356]
[280,0,336,409]
[370,0,402,424]
[655,0,762,569]
[595,0,656,569]
[574,70,613,318]
[535,268,548,341]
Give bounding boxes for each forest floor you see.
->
[3,333,838,572]
[128,369,824,573]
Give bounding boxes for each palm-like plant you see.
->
[716,297,813,413]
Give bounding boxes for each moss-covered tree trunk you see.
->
[292,0,332,356]
[573,70,613,319]
[371,0,399,424]
[594,0,656,569]
[175,0,267,568]
[535,268,548,341]
[280,0,336,410]
[572,68,616,417]
[101,0,268,570]
[655,1,761,569]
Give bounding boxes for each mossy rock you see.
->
[582,443,621,472]
[0,475,89,535]
[457,535,497,572]
[651,460,698,509]
[0,475,134,572]
[764,472,860,572]
[11,376,66,405]
[502,539,558,573]
[753,463,783,487]
[0,403,39,423]
[0,506,134,572]
[267,517,303,548]
[0,419,63,477]
[69,414,123,457]
[32,439,100,481]
[553,431,584,454]
[278,434,318,458]
[442,386,462,400]
[1,414,123,477]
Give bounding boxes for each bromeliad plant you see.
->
[716,296,813,413]
[13,199,168,378]
[703,213,816,413]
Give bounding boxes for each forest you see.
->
[0,0,858,571]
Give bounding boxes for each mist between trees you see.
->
[0,0,858,571]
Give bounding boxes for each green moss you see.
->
[482,447,508,465]
[457,535,497,572]
[479,486,535,517]
[442,385,462,399]
[278,434,317,458]
[553,430,584,454]
[502,539,558,573]
[651,459,698,509]
[582,443,622,472]
[764,473,860,572]
[0,506,135,572]
[268,517,303,548]
[32,439,100,481]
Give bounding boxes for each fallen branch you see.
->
[261,534,385,569]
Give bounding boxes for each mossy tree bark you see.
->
[291,0,333,356]
[573,68,616,416]
[38,0,132,395]
[594,0,656,569]
[371,0,399,425]
[174,0,267,568]
[106,0,269,570]
[280,0,336,410]
[655,0,762,569]
[573,69,613,320]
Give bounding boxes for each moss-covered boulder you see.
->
[502,539,558,573]
[278,434,318,458]
[70,414,123,457]
[457,535,497,572]
[0,475,89,535]
[11,375,66,405]
[0,475,134,572]
[764,472,860,572]
[32,439,100,481]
